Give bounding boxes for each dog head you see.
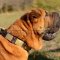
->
[7,8,60,51]
[21,8,48,35]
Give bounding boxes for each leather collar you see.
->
[0,28,24,46]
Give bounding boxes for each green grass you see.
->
[0,11,60,60]
[36,0,60,11]
[28,50,60,60]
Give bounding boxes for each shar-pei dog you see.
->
[0,8,60,60]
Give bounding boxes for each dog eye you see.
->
[32,13,41,19]
[40,26,42,28]
[33,16,36,18]
[33,15,37,18]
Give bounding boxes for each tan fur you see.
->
[0,8,53,60]
[0,35,28,60]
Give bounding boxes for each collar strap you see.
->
[5,33,17,44]
[0,28,31,52]
[0,28,24,46]
[5,33,24,46]
[5,33,31,51]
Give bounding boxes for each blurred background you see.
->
[0,0,60,60]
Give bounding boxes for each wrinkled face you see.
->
[32,18,45,35]
[29,9,47,35]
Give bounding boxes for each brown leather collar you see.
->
[0,28,24,45]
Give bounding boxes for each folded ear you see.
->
[21,13,29,22]
[29,10,41,21]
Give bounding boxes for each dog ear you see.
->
[21,10,41,23]
[21,13,29,22]
[29,10,41,21]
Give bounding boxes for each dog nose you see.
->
[42,33,56,41]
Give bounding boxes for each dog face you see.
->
[21,8,48,35]
[29,9,47,35]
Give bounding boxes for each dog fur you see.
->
[0,8,60,60]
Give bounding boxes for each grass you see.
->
[28,50,60,60]
[36,0,60,11]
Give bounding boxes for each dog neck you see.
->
[0,28,31,52]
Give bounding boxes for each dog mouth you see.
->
[36,29,56,41]
[42,32,56,41]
